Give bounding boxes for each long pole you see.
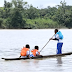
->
[40,34,55,52]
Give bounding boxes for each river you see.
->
[0,29,72,72]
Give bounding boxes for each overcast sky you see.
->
[0,0,72,8]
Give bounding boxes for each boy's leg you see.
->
[57,43,63,54]
[30,54,34,57]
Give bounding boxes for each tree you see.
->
[10,8,26,29]
[4,0,12,18]
[0,18,3,28]
[53,0,66,26]
[25,5,39,19]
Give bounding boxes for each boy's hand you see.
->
[49,38,53,40]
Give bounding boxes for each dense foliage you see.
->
[0,0,72,29]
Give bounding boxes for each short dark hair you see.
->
[35,46,39,50]
[55,29,58,32]
[25,44,30,48]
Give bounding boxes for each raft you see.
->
[2,52,72,60]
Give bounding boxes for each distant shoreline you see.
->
[0,28,70,30]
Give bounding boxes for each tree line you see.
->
[0,0,72,29]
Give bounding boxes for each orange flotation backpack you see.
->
[31,49,40,56]
[20,47,29,56]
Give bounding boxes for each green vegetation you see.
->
[0,0,72,29]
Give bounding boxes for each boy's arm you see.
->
[50,34,59,41]
[27,51,30,58]
[36,51,40,56]
[53,38,58,40]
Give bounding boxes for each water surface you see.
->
[0,29,72,72]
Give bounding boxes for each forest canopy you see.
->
[0,0,72,29]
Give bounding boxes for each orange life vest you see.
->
[31,49,40,56]
[20,47,29,56]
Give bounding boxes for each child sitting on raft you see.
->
[30,46,40,57]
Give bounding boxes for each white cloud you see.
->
[0,1,4,7]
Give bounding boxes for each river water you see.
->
[0,29,72,72]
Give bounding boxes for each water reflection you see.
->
[57,56,62,65]
[21,59,40,71]
[33,59,39,64]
